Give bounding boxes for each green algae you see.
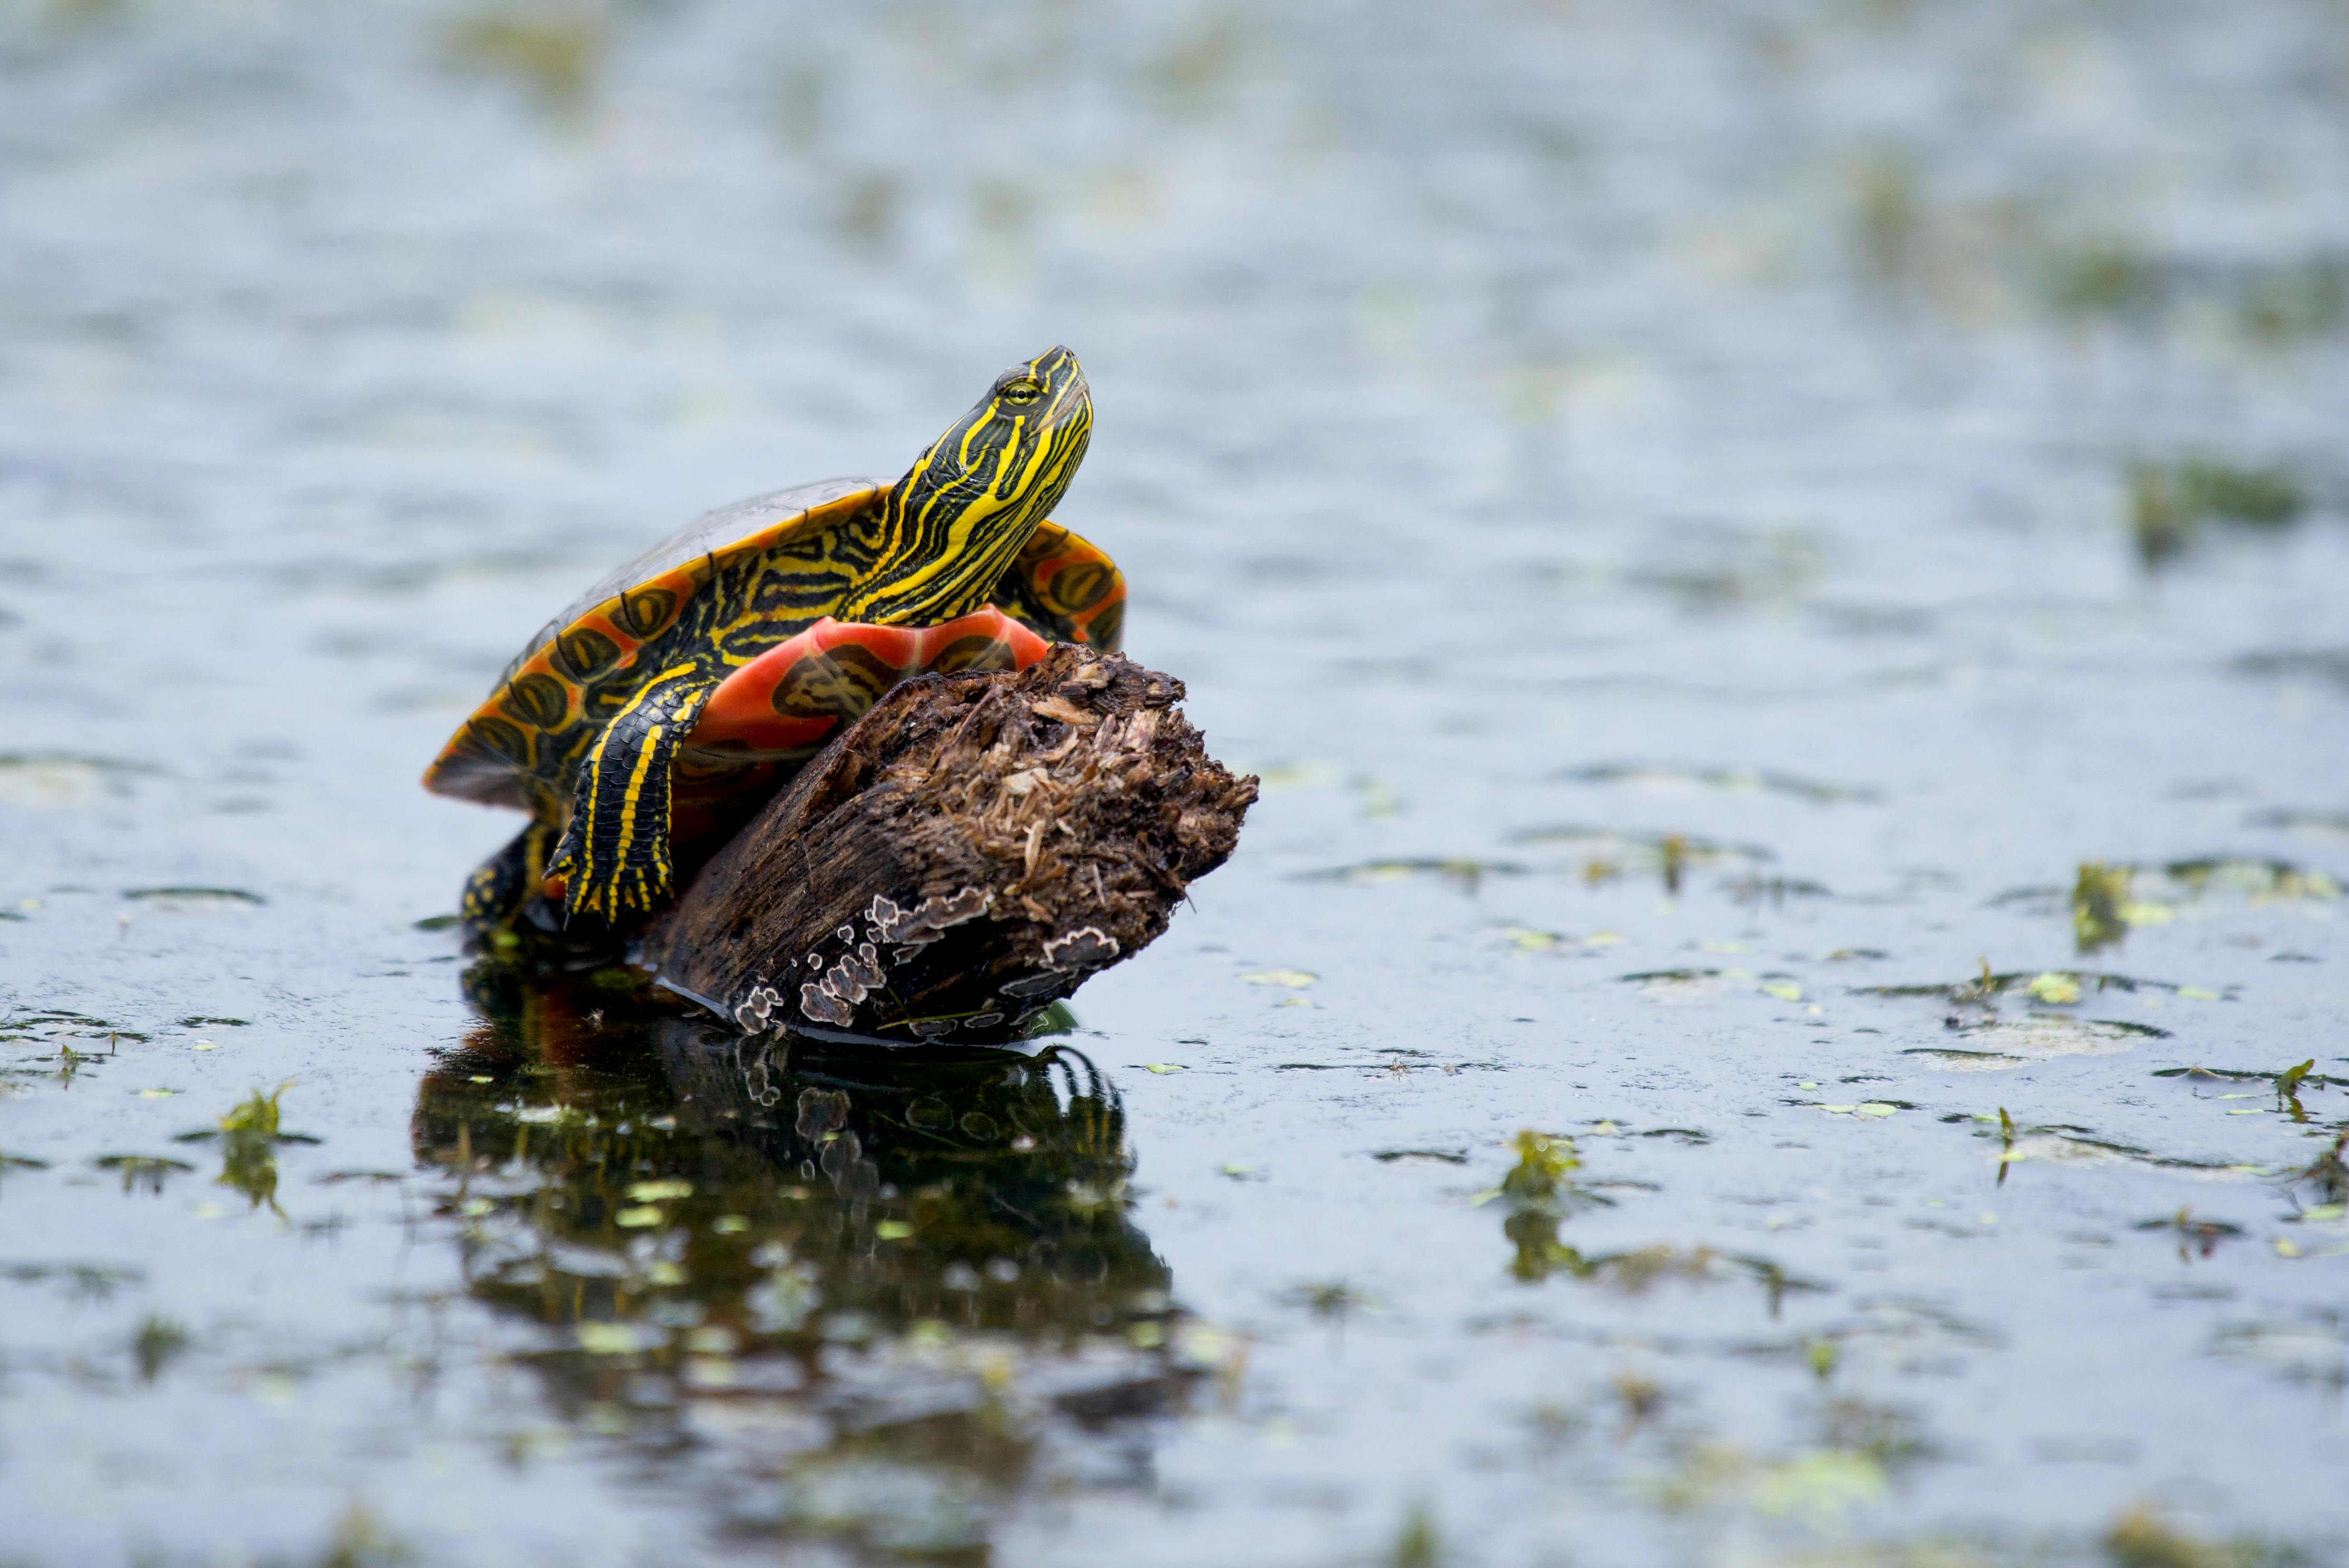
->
[91,1154,194,1195]
[2127,456,2309,571]
[1299,858,1530,892]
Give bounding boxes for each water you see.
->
[4,1,2348,1563]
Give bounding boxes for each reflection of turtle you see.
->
[414,963,1184,1550]
[419,960,1174,1378]
[423,347,1123,933]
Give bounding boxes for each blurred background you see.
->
[3,2,2348,1565]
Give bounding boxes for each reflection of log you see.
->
[639,645,1256,1043]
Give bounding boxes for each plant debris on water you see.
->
[2125,455,2309,571]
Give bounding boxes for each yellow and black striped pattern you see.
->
[992,520,1126,651]
[550,665,714,924]
[427,347,1103,934]
[836,346,1092,627]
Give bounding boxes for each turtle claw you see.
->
[459,819,559,936]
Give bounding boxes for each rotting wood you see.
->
[638,644,1257,1044]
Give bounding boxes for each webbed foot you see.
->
[460,818,561,935]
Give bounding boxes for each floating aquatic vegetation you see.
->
[439,2,608,119]
[1860,967,2212,1033]
[1494,923,1631,954]
[1993,857,2340,931]
[1555,763,1878,806]
[131,1314,190,1382]
[2285,1132,2348,1210]
[2153,857,2342,904]
[304,1502,416,1568]
[1899,1048,2026,1072]
[1622,968,1810,1007]
[2229,647,2349,692]
[0,1261,142,1302]
[1577,1246,1824,1311]
[1853,162,2349,348]
[1972,1118,2250,1182]
[1951,1015,2168,1061]
[2102,1502,2315,1568]
[1723,873,1835,907]
[2,1008,143,1056]
[2126,454,2309,571]
[1387,1503,1443,1568]
[1808,1392,1936,1474]
[92,1154,195,1195]
[2245,808,2349,843]
[1496,1130,1580,1207]
[1480,1130,1606,1284]
[121,886,267,910]
[0,751,154,807]
[2134,1209,2246,1262]
[2153,1063,2343,1128]
[1748,1299,2001,1381]
[1282,1279,1383,1323]
[3,1011,139,1087]
[1509,826,1775,895]
[1645,1439,1887,1530]
[1353,775,1403,820]
[1625,968,1739,1005]
[2209,1314,2346,1391]
[1621,525,1831,614]
[172,1083,318,1219]
[1274,1054,1496,1075]
[2073,861,2132,953]
[1297,857,1527,892]
[2029,971,2082,1005]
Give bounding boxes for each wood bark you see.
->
[638,644,1257,1044]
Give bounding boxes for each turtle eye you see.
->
[998,378,1043,406]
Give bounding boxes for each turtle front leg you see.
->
[460,816,560,933]
[549,663,719,929]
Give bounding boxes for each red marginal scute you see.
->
[1030,536,1126,647]
[691,608,1051,757]
[590,608,1055,883]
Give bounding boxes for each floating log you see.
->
[638,644,1256,1043]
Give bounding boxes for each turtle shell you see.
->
[424,473,1113,911]
[424,478,887,809]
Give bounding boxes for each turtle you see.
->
[423,346,1122,934]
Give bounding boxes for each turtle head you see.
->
[840,347,1092,625]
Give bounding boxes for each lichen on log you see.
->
[638,644,1256,1044]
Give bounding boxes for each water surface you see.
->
[3,2,2347,1563]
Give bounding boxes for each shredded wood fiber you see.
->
[641,645,1255,1043]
